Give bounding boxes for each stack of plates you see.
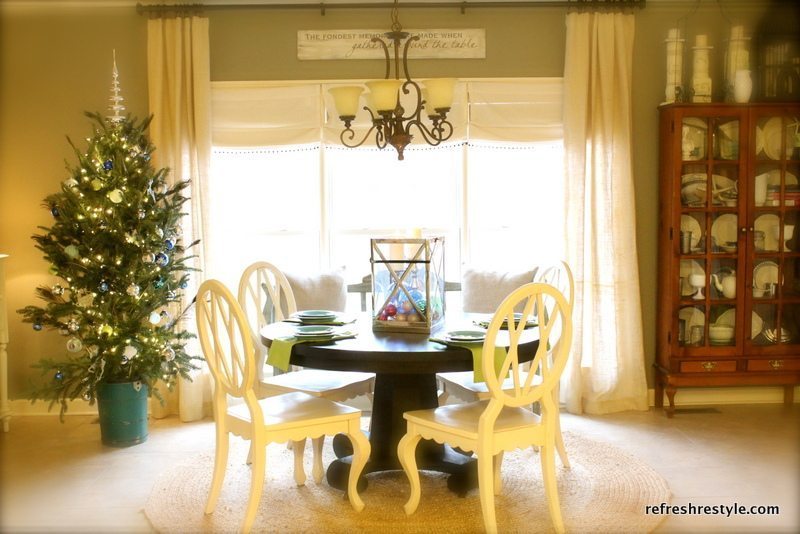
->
[295,309,338,324]
[294,325,336,340]
[445,330,486,343]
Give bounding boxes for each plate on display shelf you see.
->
[762,117,792,160]
[763,169,799,186]
[717,308,764,339]
[681,179,707,204]
[753,260,779,290]
[753,214,781,251]
[680,215,703,250]
[679,259,705,297]
[682,118,707,161]
[678,306,705,331]
[711,214,738,250]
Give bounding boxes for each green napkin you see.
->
[429,337,507,383]
[267,332,357,372]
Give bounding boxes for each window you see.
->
[207,80,565,300]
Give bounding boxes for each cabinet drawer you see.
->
[747,359,800,372]
[680,360,737,373]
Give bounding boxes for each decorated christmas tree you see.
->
[18,57,201,418]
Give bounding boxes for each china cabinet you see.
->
[656,103,800,417]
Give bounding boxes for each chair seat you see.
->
[259,369,374,400]
[229,391,361,427]
[404,401,542,437]
[438,370,542,401]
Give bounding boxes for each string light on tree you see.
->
[17,51,201,417]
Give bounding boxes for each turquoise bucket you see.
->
[96,381,149,447]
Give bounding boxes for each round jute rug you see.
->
[144,431,670,533]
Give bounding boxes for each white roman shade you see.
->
[211,78,563,147]
[212,83,321,146]
[467,79,564,142]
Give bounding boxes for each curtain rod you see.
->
[137,1,646,16]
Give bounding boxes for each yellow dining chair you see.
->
[436,261,574,467]
[398,282,573,534]
[196,279,370,534]
[238,261,374,483]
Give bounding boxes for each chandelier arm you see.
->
[399,79,425,123]
[401,34,420,81]
[406,117,454,146]
[372,37,392,80]
[339,122,379,149]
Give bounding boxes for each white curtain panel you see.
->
[147,14,213,422]
[561,11,648,414]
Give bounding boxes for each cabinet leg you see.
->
[783,385,794,406]
[665,386,677,418]
[654,381,664,408]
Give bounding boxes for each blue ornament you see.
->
[179,279,188,289]
[55,371,64,380]
[103,160,113,171]
[154,277,166,289]
[51,206,60,217]
[33,323,43,331]
[164,239,175,251]
[98,281,109,293]
[142,153,151,162]
[155,252,169,267]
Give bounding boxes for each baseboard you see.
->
[648,385,800,407]
[8,387,796,418]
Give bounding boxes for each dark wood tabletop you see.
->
[260,312,539,495]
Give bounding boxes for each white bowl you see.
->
[708,325,734,342]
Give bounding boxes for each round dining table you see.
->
[260,313,539,495]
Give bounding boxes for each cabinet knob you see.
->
[702,361,716,371]
[741,227,748,234]
[769,359,784,370]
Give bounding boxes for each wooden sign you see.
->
[298,29,485,60]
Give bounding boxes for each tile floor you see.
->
[1,403,798,533]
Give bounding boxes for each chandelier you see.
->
[329,0,456,160]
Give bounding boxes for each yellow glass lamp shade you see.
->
[365,79,403,112]
[421,78,456,111]
[329,86,364,119]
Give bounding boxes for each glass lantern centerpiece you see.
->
[371,237,445,333]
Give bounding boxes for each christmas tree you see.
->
[18,58,201,418]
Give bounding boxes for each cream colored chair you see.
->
[437,261,574,468]
[398,283,572,534]
[238,261,374,483]
[196,279,370,534]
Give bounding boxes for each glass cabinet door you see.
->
[749,112,800,347]
[677,114,741,349]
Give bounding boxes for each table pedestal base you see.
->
[327,372,478,496]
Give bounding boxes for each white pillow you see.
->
[284,270,347,312]
[461,268,537,313]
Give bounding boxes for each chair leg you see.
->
[242,439,266,534]
[541,444,565,534]
[478,451,498,534]
[397,430,423,515]
[346,422,370,512]
[553,384,570,468]
[311,436,324,484]
[554,415,570,468]
[493,451,504,495]
[205,429,230,515]
[292,439,307,486]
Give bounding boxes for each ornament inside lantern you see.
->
[370,236,445,333]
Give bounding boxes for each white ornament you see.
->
[66,337,83,353]
[148,311,161,325]
[123,345,138,359]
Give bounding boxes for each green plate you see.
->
[446,330,486,342]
